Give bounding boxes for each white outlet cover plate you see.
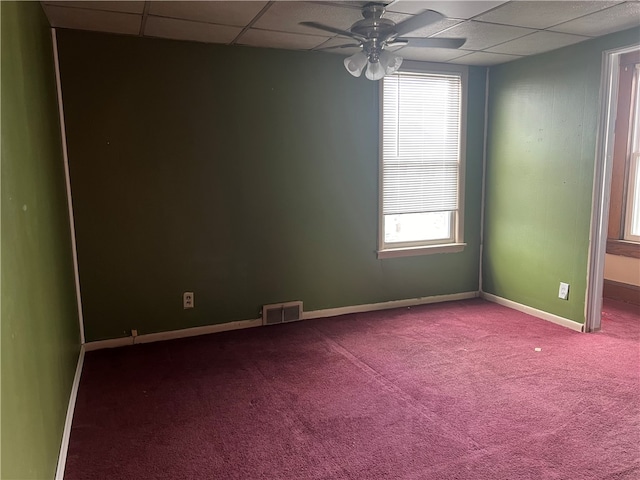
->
[183,292,194,308]
[558,282,570,300]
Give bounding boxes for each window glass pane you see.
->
[384,212,451,244]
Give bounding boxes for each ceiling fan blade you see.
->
[396,37,467,49]
[386,39,409,48]
[299,22,364,41]
[392,10,444,37]
[317,44,361,51]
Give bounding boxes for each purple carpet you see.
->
[65,299,640,479]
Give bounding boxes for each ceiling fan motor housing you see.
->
[351,3,396,41]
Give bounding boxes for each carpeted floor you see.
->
[65,298,640,479]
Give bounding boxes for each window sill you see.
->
[606,239,640,259]
[377,243,466,259]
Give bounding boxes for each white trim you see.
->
[378,74,385,252]
[134,318,263,345]
[479,67,490,292]
[52,29,85,344]
[377,242,466,259]
[84,318,263,351]
[84,293,479,351]
[55,346,85,480]
[302,291,479,320]
[459,66,468,246]
[83,337,133,351]
[481,292,584,332]
[586,43,640,333]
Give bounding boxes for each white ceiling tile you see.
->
[148,1,268,27]
[388,1,509,19]
[313,1,371,9]
[42,5,141,34]
[475,1,620,29]
[253,2,364,35]
[449,50,523,66]
[43,1,144,14]
[395,46,467,62]
[144,16,242,44]
[434,20,534,50]
[400,18,465,38]
[549,2,640,37]
[486,30,589,55]
[236,29,330,50]
[39,0,640,66]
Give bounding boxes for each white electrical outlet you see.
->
[183,292,194,309]
[558,282,570,300]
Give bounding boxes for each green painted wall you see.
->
[1,2,81,479]
[55,30,487,342]
[483,27,640,323]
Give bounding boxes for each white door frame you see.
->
[586,44,639,332]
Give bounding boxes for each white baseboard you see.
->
[83,292,480,351]
[302,291,479,320]
[55,345,85,480]
[481,292,584,332]
[84,318,263,351]
[83,337,132,351]
[133,318,263,345]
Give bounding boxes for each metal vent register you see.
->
[262,301,303,326]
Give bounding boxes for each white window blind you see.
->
[382,72,461,216]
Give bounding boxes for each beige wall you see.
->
[604,254,640,286]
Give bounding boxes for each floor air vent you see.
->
[262,301,303,326]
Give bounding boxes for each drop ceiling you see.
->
[41,1,640,66]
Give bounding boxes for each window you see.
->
[624,64,640,242]
[378,65,467,259]
[607,51,640,257]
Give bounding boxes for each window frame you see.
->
[607,50,640,258]
[377,61,468,259]
[623,64,640,243]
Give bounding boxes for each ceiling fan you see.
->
[300,2,466,81]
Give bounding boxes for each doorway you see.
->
[586,44,640,332]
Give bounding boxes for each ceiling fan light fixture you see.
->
[365,60,386,81]
[344,51,368,77]
[379,50,403,75]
